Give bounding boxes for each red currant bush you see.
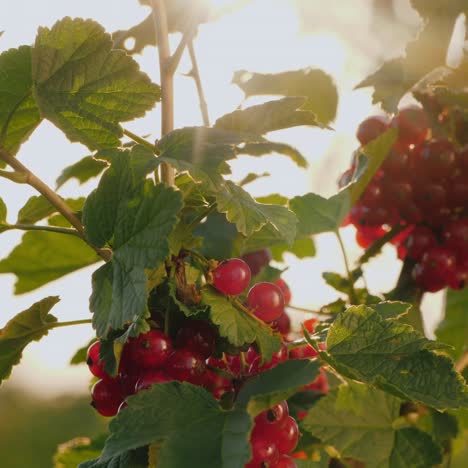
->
[213,258,251,295]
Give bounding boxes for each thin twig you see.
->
[186,203,216,230]
[4,224,80,237]
[335,229,358,304]
[0,169,28,183]
[51,319,92,329]
[188,40,210,126]
[152,0,175,186]
[0,146,112,262]
[123,128,158,153]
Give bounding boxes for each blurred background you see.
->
[0,0,457,466]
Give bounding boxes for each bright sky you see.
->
[0,0,444,397]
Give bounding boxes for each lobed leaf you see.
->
[32,17,161,150]
[56,155,108,189]
[0,296,60,384]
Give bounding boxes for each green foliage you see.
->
[70,338,95,365]
[0,231,100,293]
[17,195,57,224]
[54,434,107,467]
[32,17,161,150]
[97,361,319,468]
[232,68,338,125]
[322,305,468,410]
[436,288,468,359]
[0,296,59,384]
[0,45,41,155]
[202,287,281,362]
[56,156,108,189]
[0,197,7,225]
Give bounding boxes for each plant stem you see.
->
[152,0,175,186]
[335,229,358,304]
[287,304,333,317]
[51,319,92,329]
[123,128,158,153]
[0,146,112,262]
[187,203,216,230]
[0,169,28,183]
[188,40,210,126]
[4,223,80,237]
[455,350,468,373]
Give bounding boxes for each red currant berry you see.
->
[86,341,108,380]
[247,282,285,323]
[356,115,389,145]
[165,349,207,384]
[271,455,298,468]
[303,370,329,394]
[417,139,456,179]
[382,147,409,176]
[405,226,437,261]
[91,379,123,417]
[241,249,272,276]
[391,106,429,147]
[303,318,318,334]
[355,226,386,249]
[289,345,318,360]
[249,343,288,374]
[273,312,291,335]
[412,262,447,293]
[255,401,289,428]
[225,354,241,375]
[275,278,292,305]
[176,320,217,359]
[399,202,423,224]
[127,330,172,370]
[384,181,414,208]
[272,416,299,455]
[119,371,139,397]
[249,436,279,466]
[448,260,468,290]
[447,180,468,209]
[414,183,447,210]
[213,258,251,295]
[457,145,468,172]
[135,370,172,392]
[443,219,468,253]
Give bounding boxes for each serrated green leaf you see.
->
[215,97,323,135]
[303,382,400,468]
[70,338,95,365]
[79,448,148,468]
[270,237,316,261]
[16,196,55,224]
[32,17,160,150]
[322,271,361,296]
[356,12,461,111]
[323,305,468,410]
[436,288,468,359]
[0,45,41,155]
[0,231,100,294]
[54,434,107,467]
[290,190,350,236]
[232,68,338,125]
[240,141,308,168]
[216,180,297,243]
[389,428,443,468]
[202,287,281,362]
[237,359,320,415]
[373,301,413,320]
[85,155,182,338]
[56,155,108,189]
[0,296,59,384]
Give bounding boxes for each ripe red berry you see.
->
[289,345,318,360]
[165,349,206,384]
[135,370,172,392]
[176,320,217,359]
[273,312,291,335]
[249,343,288,374]
[86,341,108,380]
[382,148,409,176]
[405,226,437,261]
[447,180,468,209]
[275,278,292,305]
[414,183,447,210]
[255,401,289,429]
[417,139,456,180]
[303,318,318,334]
[355,226,386,249]
[272,416,299,455]
[127,329,172,370]
[303,370,329,394]
[448,262,468,290]
[391,106,429,147]
[271,455,298,468]
[241,249,272,276]
[213,258,251,295]
[247,282,285,322]
[384,181,413,208]
[248,436,279,466]
[443,219,468,253]
[457,145,468,172]
[356,115,389,145]
[91,379,124,417]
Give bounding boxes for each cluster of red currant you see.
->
[247,401,298,468]
[341,105,468,292]
[85,251,327,466]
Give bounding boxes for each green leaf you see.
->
[322,305,468,410]
[270,236,316,262]
[290,190,350,236]
[0,296,59,384]
[85,155,182,338]
[322,271,362,296]
[0,231,100,294]
[436,288,468,359]
[389,428,443,468]
[373,301,413,320]
[232,68,338,125]
[32,17,160,150]
[202,287,281,363]
[356,11,462,111]
[0,197,7,224]
[97,362,318,468]
[303,382,401,467]
[56,155,108,189]
[79,448,148,468]
[214,97,324,134]
[54,434,107,467]
[16,196,55,224]
[239,141,308,168]
[216,180,297,243]
[70,338,95,365]
[0,45,41,155]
